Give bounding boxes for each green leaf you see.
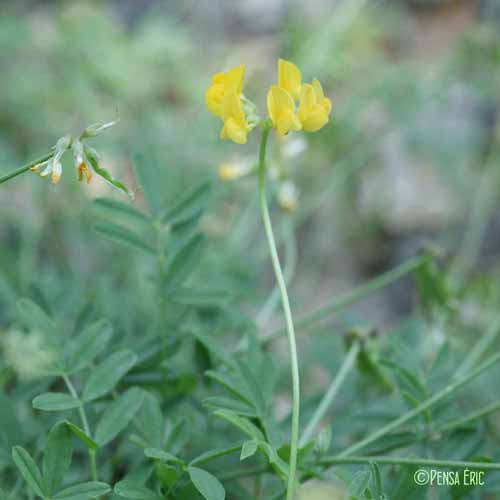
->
[155,463,179,490]
[93,197,149,224]
[389,465,426,500]
[164,234,206,289]
[0,390,23,451]
[12,446,45,497]
[205,370,253,408]
[82,350,137,402]
[187,467,225,500]
[212,409,265,441]
[17,298,56,336]
[237,362,266,417]
[33,393,81,412]
[43,422,73,495]
[53,481,111,500]
[171,287,230,307]
[94,388,144,446]
[191,329,231,365]
[257,442,289,482]
[369,461,384,498]
[203,396,258,418]
[0,487,7,500]
[84,145,133,198]
[163,181,211,226]
[93,223,154,254]
[348,470,371,497]
[66,320,113,374]
[144,448,184,465]
[140,393,164,446]
[240,440,258,461]
[133,153,163,214]
[65,421,98,451]
[114,479,161,500]
[189,446,240,467]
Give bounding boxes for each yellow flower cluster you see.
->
[206,59,331,144]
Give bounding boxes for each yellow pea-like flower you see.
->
[298,79,332,132]
[219,91,250,144]
[267,85,302,137]
[205,65,245,118]
[278,59,302,100]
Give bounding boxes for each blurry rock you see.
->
[358,132,459,232]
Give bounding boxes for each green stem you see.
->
[257,126,300,500]
[257,219,297,328]
[300,340,361,446]
[319,455,500,470]
[189,445,242,466]
[219,465,269,482]
[338,349,500,457]
[8,478,22,500]
[0,153,52,185]
[263,255,427,344]
[437,399,500,434]
[454,315,500,379]
[63,374,98,481]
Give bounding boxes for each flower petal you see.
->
[278,59,302,100]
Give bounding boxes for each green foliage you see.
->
[2,1,500,499]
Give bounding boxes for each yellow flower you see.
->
[206,65,245,118]
[278,59,302,100]
[219,91,250,144]
[298,79,332,132]
[267,85,302,136]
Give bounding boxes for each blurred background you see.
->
[1,0,500,495]
[1,0,500,335]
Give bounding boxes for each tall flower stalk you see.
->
[257,124,301,499]
[206,59,332,499]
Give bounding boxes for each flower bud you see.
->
[80,120,117,139]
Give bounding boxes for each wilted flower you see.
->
[31,134,71,184]
[71,140,92,184]
[28,121,132,198]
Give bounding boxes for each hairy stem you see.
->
[264,255,427,344]
[300,340,360,446]
[437,399,500,434]
[319,455,500,470]
[454,315,500,379]
[0,153,53,185]
[257,126,300,500]
[63,374,98,481]
[338,349,500,457]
